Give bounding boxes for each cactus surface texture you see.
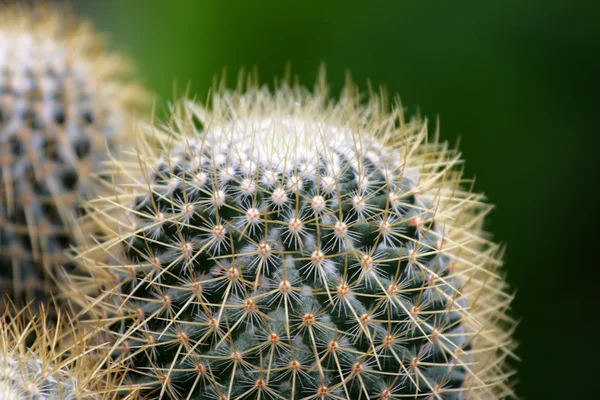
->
[73,77,516,399]
[0,305,117,400]
[0,6,144,313]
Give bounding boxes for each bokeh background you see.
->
[65,0,598,398]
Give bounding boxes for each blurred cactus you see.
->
[0,304,117,400]
[72,75,516,399]
[0,5,146,314]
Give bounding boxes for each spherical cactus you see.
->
[0,305,118,400]
[73,76,516,399]
[0,5,146,313]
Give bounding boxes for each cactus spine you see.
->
[0,5,145,313]
[72,76,516,399]
[0,305,118,400]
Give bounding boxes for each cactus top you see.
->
[73,79,516,399]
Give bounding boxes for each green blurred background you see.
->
[68,0,598,398]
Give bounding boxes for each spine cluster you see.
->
[71,81,516,399]
[0,305,116,400]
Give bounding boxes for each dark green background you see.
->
[72,0,598,398]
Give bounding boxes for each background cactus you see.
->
[0,304,118,400]
[72,77,516,399]
[0,5,145,313]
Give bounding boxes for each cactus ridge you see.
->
[74,79,516,399]
[0,5,144,312]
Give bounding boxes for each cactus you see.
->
[0,304,118,400]
[73,76,516,399]
[0,5,145,313]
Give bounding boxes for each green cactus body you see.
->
[0,6,144,312]
[75,80,515,399]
